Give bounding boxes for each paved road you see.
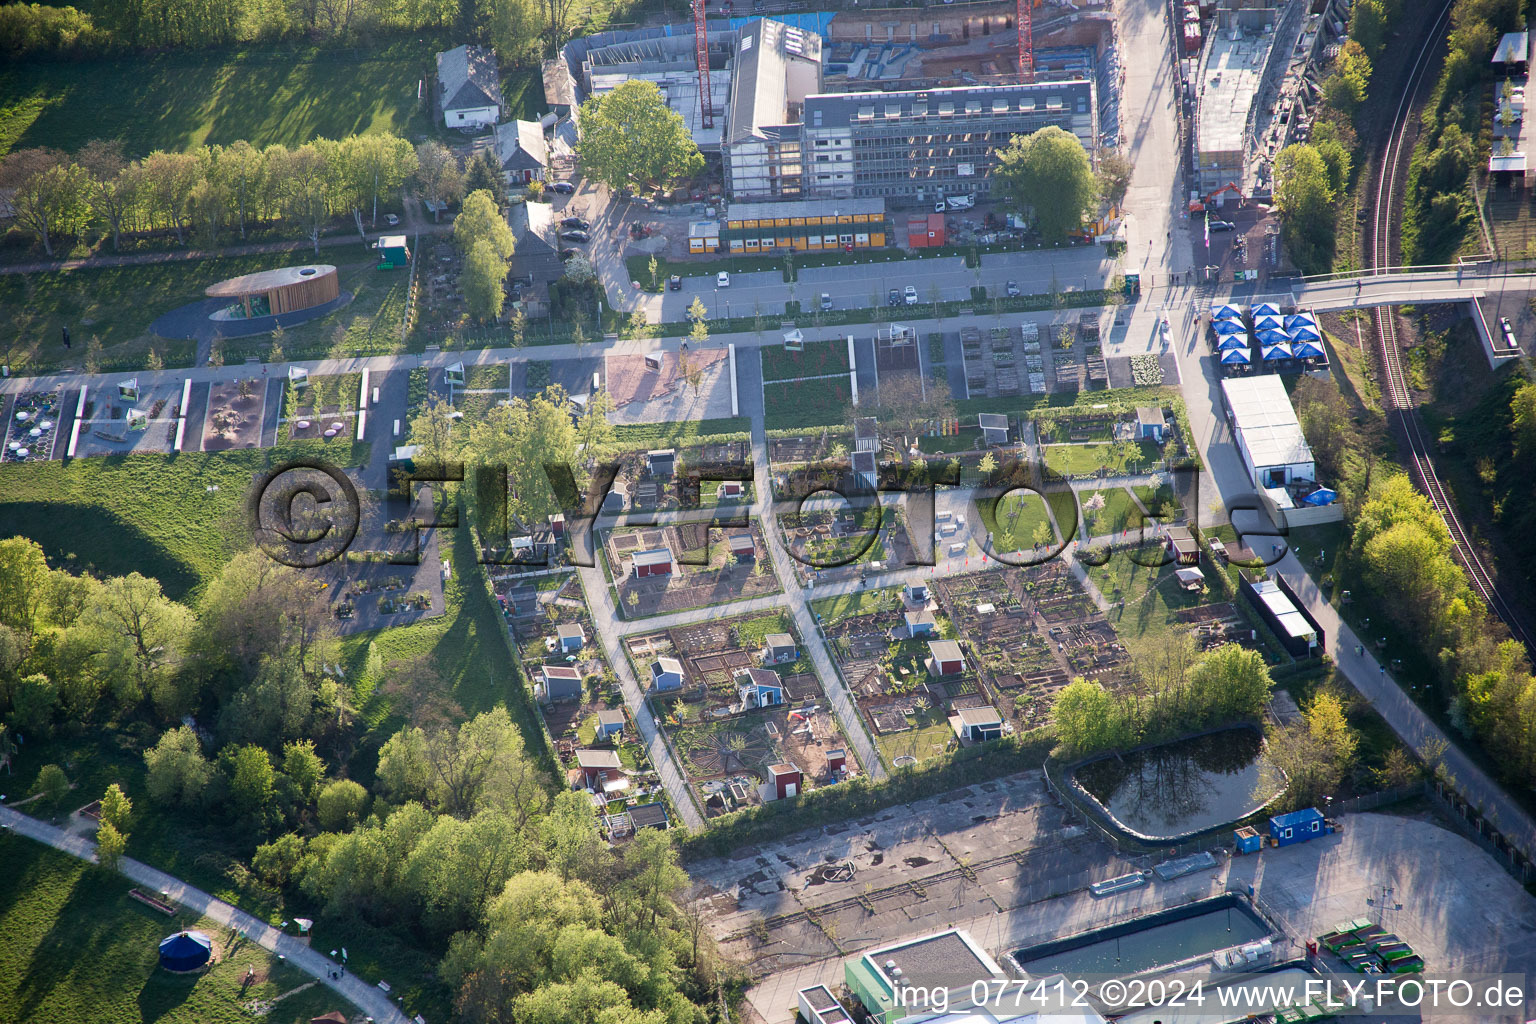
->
[574,563,708,831]
[0,805,409,1024]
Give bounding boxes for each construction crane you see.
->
[1017,0,1034,83]
[695,0,713,129]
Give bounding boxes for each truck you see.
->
[946,194,975,210]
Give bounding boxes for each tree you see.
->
[282,739,326,801]
[96,821,127,870]
[0,536,50,634]
[1322,40,1372,118]
[1511,382,1536,461]
[544,789,602,882]
[317,778,371,832]
[414,142,465,221]
[10,673,59,736]
[1349,0,1391,59]
[218,656,321,747]
[575,388,615,457]
[462,388,580,524]
[75,572,194,713]
[272,143,331,254]
[99,782,132,831]
[408,396,461,468]
[0,148,89,256]
[34,763,69,804]
[455,189,516,258]
[379,708,546,822]
[78,140,136,252]
[486,0,543,64]
[213,140,265,240]
[1096,150,1132,208]
[463,149,508,208]
[464,237,509,322]
[223,743,276,818]
[1273,144,1336,274]
[195,550,336,680]
[355,133,417,226]
[143,726,213,807]
[138,150,201,244]
[577,80,705,191]
[995,127,1098,244]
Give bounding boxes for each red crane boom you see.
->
[1017,0,1034,82]
[695,0,713,129]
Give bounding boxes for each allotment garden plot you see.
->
[625,612,851,816]
[604,520,780,618]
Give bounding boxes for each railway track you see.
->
[1368,0,1536,655]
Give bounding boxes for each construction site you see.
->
[548,0,1124,204]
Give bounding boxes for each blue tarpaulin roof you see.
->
[1293,340,1325,358]
[1303,488,1337,505]
[1216,333,1248,350]
[1284,312,1317,329]
[1212,318,1247,335]
[1220,348,1252,364]
[159,931,212,972]
[1289,324,1322,341]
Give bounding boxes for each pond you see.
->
[1071,727,1283,840]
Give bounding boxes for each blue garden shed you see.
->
[158,930,213,973]
[1269,807,1328,847]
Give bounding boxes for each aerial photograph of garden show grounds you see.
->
[17,3,1536,1022]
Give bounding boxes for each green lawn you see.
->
[0,839,344,1024]
[1,256,408,375]
[810,586,902,627]
[1080,487,1146,539]
[1087,552,1215,664]
[875,706,956,765]
[0,441,367,604]
[983,491,1060,552]
[762,377,851,430]
[0,38,463,159]
[1042,440,1159,478]
[760,339,851,383]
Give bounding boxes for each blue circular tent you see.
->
[158,931,212,973]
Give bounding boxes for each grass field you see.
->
[1042,440,1159,478]
[0,441,367,603]
[0,839,344,1024]
[762,377,851,430]
[875,706,955,765]
[0,38,500,159]
[1081,487,1146,538]
[1087,550,1222,664]
[1,256,407,375]
[810,586,902,626]
[760,339,851,383]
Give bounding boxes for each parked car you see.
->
[717,271,730,287]
[560,216,590,230]
[888,288,901,307]
[1005,280,1019,297]
[1210,220,1236,232]
[384,213,400,226]
[820,292,833,311]
[550,181,576,195]
[559,229,590,243]
[668,275,683,291]
[904,285,919,305]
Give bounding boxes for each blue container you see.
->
[1269,807,1327,847]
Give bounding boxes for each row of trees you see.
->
[1348,474,1536,786]
[3,0,583,61]
[1051,642,1275,758]
[1402,0,1522,261]
[0,133,446,257]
